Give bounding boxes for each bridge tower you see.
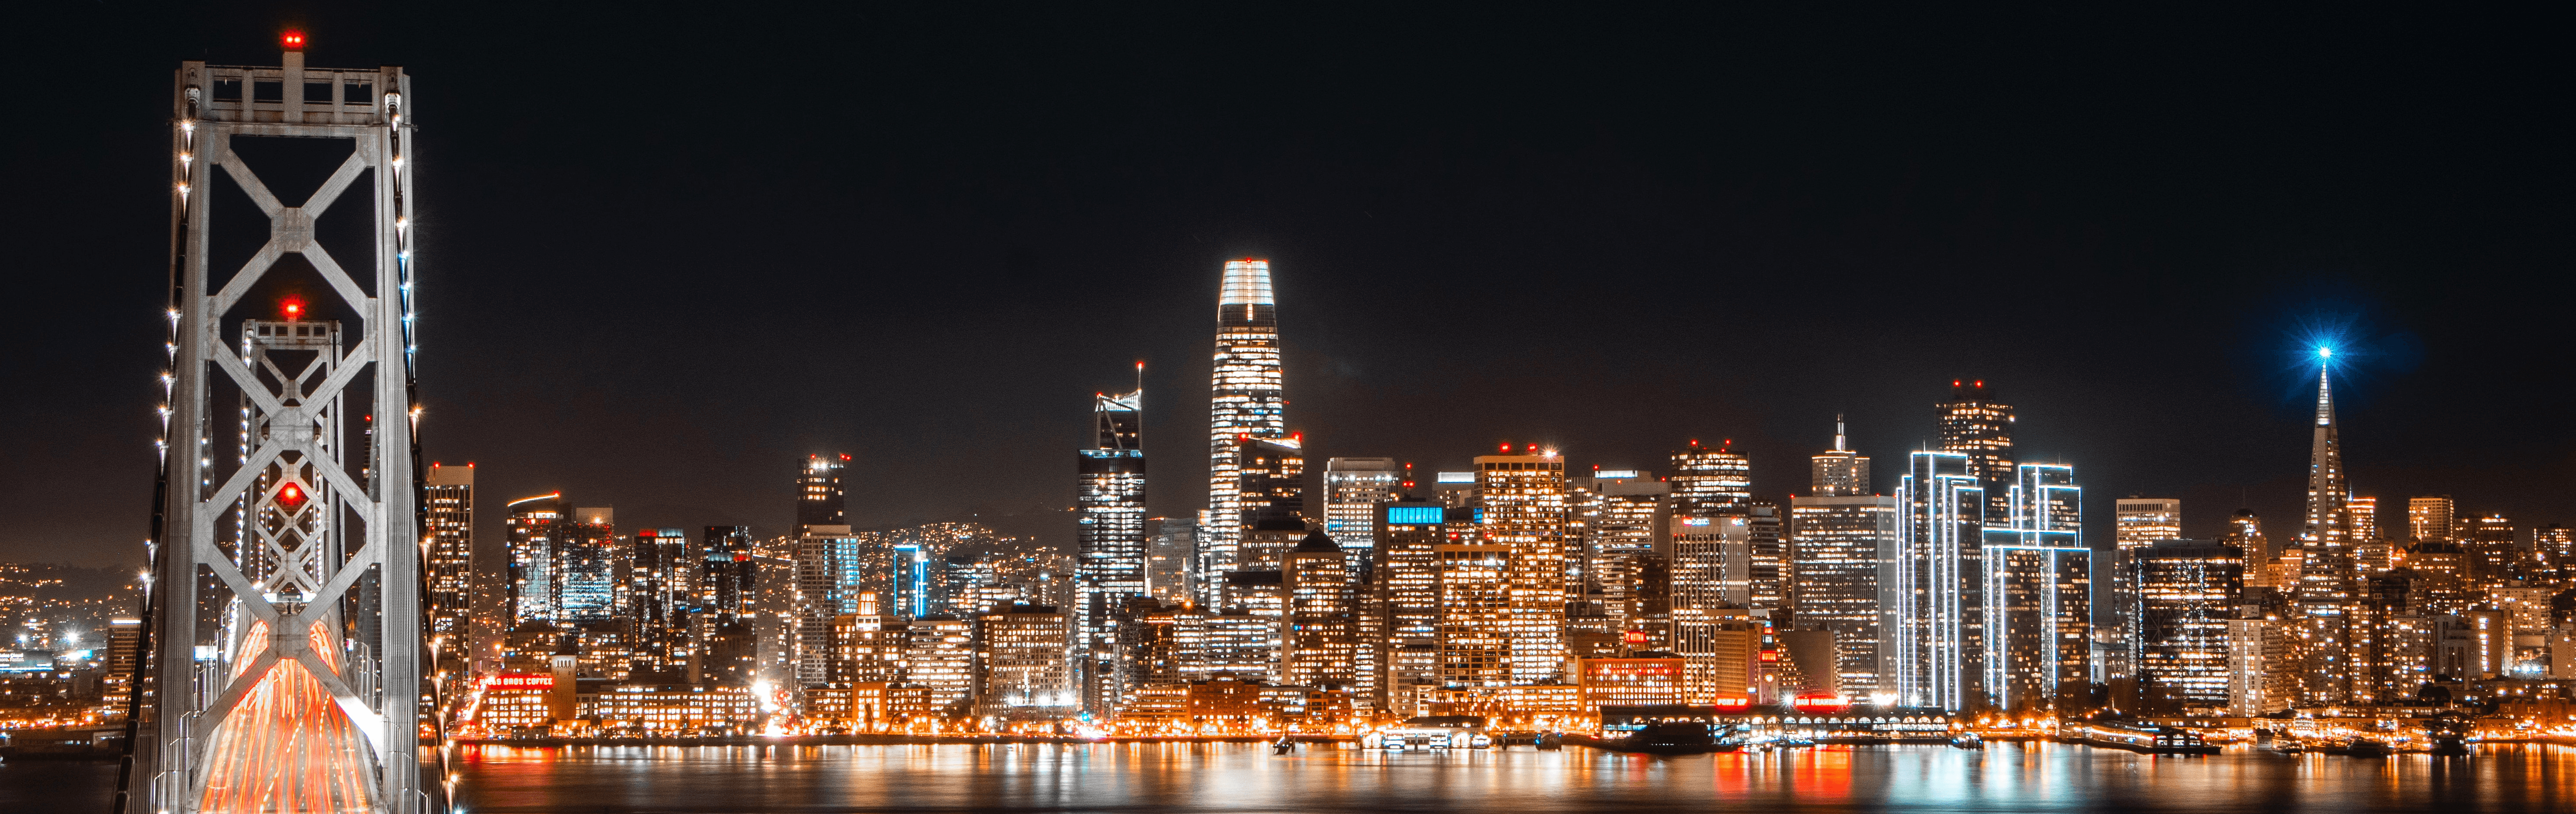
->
[131,33,438,813]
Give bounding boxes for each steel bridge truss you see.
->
[140,46,437,814]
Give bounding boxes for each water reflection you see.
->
[453,741,2576,813]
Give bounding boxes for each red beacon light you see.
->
[281,31,306,51]
[282,301,302,320]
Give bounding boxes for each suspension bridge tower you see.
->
[128,31,441,813]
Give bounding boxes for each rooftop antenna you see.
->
[1834,413,1847,452]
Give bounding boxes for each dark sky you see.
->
[6,4,2569,569]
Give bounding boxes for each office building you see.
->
[1789,492,1897,699]
[506,493,568,625]
[1985,464,2090,708]
[2347,496,2380,543]
[1379,500,1449,697]
[891,542,932,619]
[1324,458,1402,553]
[793,526,865,688]
[2132,539,2242,710]
[557,507,618,623]
[1670,512,1757,701]
[1671,440,1751,517]
[2293,354,2360,705]
[1477,448,1569,684]
[1893,451,1983,711]
[1206,258,1290,600]
[1935,380,2015,524]
[425,462,475,671]
[906,616,977,711]
[1810,415,1870,497]
[798,454,849,536]
[1281,532,1358,690]
[979,605,1075,712]
[1746,499,1786,611]
[1584,473,1669,626]
[2114,499,2181,549]
[1077,384,1148,711]
[702,526,757,620]
[1435,542,1512,688]
[2408,496,2457,543]
[629,528,692,677]
[2463,513,2518,582]
[2226,616,2290,716]
[1145,519,1196,604]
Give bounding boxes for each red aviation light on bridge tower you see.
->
[280,299,303,320]
[281,30,306,51]
[275,482,309,511]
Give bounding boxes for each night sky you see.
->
[6,4,2568,569]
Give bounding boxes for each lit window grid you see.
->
[1436,545,1511,688]
[2133,549,2243,707]
[1894,452,1984,711]
[1477,457,1568,685]
[1789,497,1897,696]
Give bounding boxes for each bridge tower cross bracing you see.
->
[139,38,435,814]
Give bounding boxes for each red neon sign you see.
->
[485,673,554,689]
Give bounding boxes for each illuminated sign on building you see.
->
[1435,472,1475,484]
[1387,506,1445,525]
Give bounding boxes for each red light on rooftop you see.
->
[839,453,851,460]
[281,31,306,51]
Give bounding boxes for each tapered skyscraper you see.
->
[2294,349,2361,704]
[1206,259,1289,600]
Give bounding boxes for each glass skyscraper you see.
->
[1205,259,1289,603]
[1077,384,1146,712]
[1894,451,1983,710]
[504,493,566,625]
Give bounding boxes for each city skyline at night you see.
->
[3,8,2573,812]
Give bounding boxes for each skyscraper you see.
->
[1076,382,1147,711]
[1789,420,1895,698]
[1583,472,1669,627]
[793,526,864,688]
[1984,464,2090,708]
[505,493,568,625]
[798,454,849,537]
[2293,351,2359,705]
[2408,496,2457,542]
[2106,497,2180,684]
[1894,451,1984,710]
[1323,458,1402,553]
[2114,499,2182,549]
[1935,380,2015,524]
[1810,415,1870,497]
[1206,258,1289,595]
[1475,447,1570,684]
[1671,440,1751,517]
[629,528,692,677]
[424,463,475,672]
[702,526,757,619]
[2133,539,2244,710]
[558,507,618,623]
[1281,532,1358,690]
